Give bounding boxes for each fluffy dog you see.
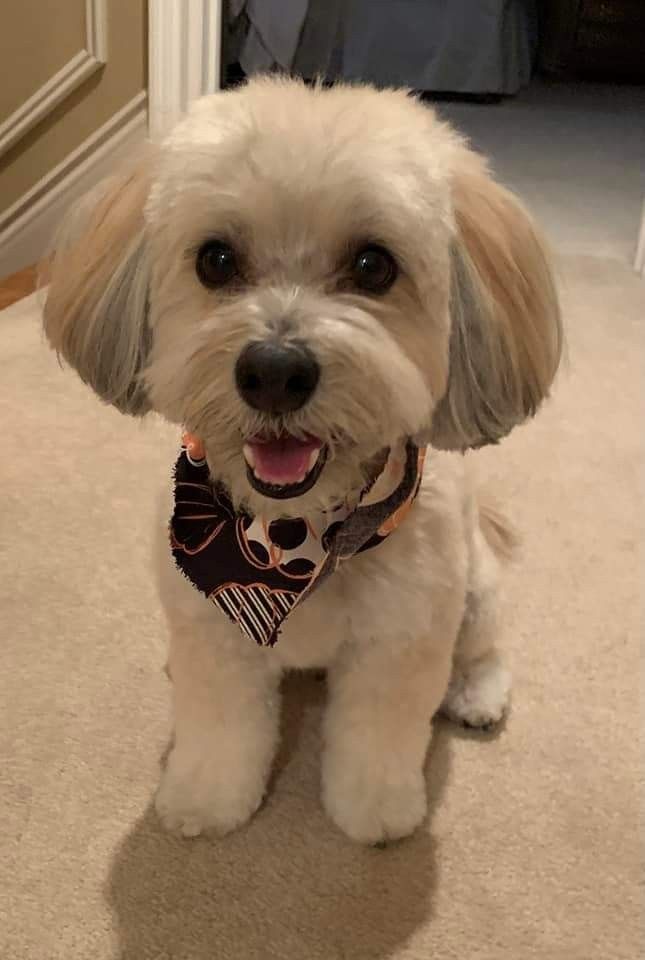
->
[43,77,561,844]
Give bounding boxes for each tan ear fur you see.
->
[42,152,154,415]
[431,157,563,450]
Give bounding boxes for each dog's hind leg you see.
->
[441,502,516,729]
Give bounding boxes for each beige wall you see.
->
[0,1,86,119]
[0,0,147,214]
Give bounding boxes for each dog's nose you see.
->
[235,340,320,414]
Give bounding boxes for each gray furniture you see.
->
[228,0,537,95]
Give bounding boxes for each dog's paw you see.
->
[441,652,511,729]
[322,755,427,844]
[155,747,264,838]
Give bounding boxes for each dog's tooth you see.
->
[307,448,320,472]
[243,443,256,468]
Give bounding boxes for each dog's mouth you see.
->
[243,433,328,500]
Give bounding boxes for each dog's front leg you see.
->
[156,615,281,837]
[322,634,453,844]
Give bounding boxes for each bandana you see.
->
[170,434,426,646]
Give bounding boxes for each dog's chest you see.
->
[268,508,442,670]
[271,592,348,669]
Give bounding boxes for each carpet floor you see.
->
[0,254,642,959]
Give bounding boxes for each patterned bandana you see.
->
[170,434,426,646]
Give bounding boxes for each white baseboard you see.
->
[0,91,148,276]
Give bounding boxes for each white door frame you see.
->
[635,200,645,278]
[148,0,223,139]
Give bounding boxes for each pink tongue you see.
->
[249,436,321,485]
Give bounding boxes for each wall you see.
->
[0,0,147,264]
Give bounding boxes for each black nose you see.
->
[235,340,320,414]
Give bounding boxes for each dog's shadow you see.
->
[107,674,458,960]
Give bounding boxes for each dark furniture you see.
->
[539,0,645,81]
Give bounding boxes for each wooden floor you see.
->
[0,264,39,311]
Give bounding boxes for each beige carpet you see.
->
[0,255,641,960]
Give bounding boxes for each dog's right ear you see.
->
[42,152,154,415]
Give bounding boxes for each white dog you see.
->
[43,77,561,844]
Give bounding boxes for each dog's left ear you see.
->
[430,157,563,451]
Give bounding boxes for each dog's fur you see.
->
[43,78,561,844]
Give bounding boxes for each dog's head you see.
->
[44,77,561,515]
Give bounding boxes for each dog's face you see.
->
[143,81,457,513]
[44,78,562,515]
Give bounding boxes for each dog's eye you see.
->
[195,240,239,288]
[351,245,398,293]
